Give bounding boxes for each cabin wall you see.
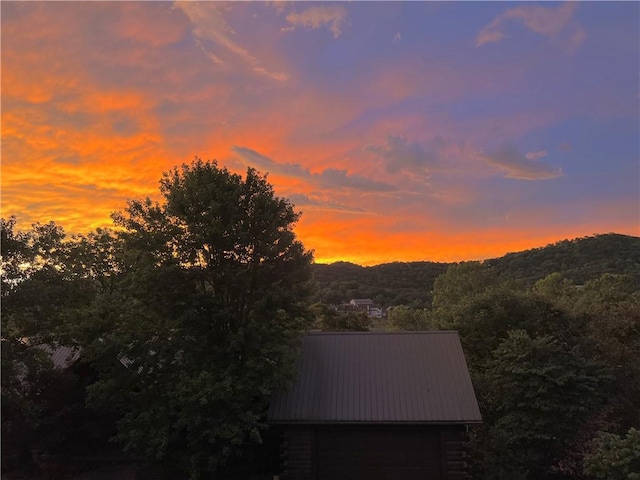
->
[280,426,315,480]
[440,426,472,480]
[279,424,472,480]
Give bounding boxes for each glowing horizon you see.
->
[2,2,639,266]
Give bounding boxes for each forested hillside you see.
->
[488,233,640,285]
[312,233,640,307]
[311,261,450,307]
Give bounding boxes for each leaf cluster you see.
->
[584,427,640,480]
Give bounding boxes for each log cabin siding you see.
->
[281,426,314,480]
[280,425,470,480]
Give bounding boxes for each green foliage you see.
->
[435,287,584,368]
[488,233,640,286]
[431,261,503,311]
[1,217,66,441]
[531,272,578,311]
[312,261,449,308]
[310,303,370,331]
[428,261,630,478]
[533,273,640,435]
[574,275,640,431]
[80,159,314,478]
[584,428,640,480]
[1,218,104,469]
[474,330,609,478]
[386,305,432,331]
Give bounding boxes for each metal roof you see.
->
[37,344,81,369]
[268,331,482,424]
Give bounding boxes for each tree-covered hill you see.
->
[312,233,640,307]
[311,261,450,308]
[487,233,640,286]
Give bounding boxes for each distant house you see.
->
[349,298,374,313]
[268,331,482,480]
[37,343,81,369]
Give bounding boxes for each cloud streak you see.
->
[476,2,585,51]
[287,193,372,215]
[476,144,562,180]
[175,2,289,81]
[232,146,396,192]
[366,135,455,178]
[285,5,348,38]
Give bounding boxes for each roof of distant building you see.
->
[350,298,374,305]
[37,343,81,369]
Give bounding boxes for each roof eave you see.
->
[268,419,483,426]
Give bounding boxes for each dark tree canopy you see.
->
[311,261,449,308]
[1,218,108,470]
[82,160,314,478]
[427,262,638,479]
[487,233,640,286]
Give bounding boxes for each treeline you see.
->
[488,233,640,286]
[387,263,640,478]
[311,261,449,308]
[312,233,640,308]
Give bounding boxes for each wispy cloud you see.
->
[525,150,548,161]
[267,1,291,16]
[366,135,453,177]
[476,144,562,180]
[476,2,585,51]
[285,5,348,38]
[175,2,289,81]
[287,193,372,215]
[321,168,395,192]
[232,145,395,192]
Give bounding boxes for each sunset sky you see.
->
[2,1,638,265]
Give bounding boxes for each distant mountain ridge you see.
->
[487,233,640,285]
[311,233,640,307]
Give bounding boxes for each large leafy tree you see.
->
[429,264,614,478]
[473,330,609,479]
[534,273,640,431]
[83,160,314,478]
